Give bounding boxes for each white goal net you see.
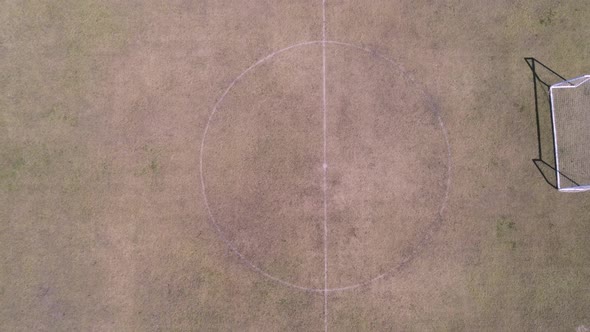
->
[550,75,590,192]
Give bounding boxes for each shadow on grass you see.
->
[524,58,574,189]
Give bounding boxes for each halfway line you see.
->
[321,0,329,332]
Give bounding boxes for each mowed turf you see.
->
[2,0,590,331]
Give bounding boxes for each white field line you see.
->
[321,1,329,332]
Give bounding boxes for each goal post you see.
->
[550,75,590,192]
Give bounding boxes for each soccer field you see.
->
[1,0,590,330]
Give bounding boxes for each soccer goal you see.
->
[550,75,590,192]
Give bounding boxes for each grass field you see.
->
[2,0,590,331]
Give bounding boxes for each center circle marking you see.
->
[199,40,451,293]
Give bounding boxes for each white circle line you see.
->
[199,40,324,293]
[199,40,452,293]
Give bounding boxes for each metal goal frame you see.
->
[550,75,590,192]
